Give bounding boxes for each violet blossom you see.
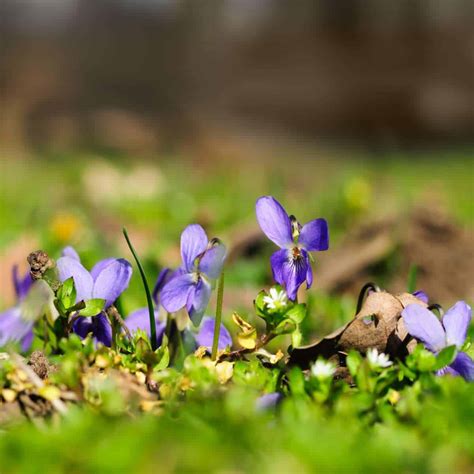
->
[402,301,474,381]
[160,224,226,325]
[57,247,132,346]
[256,196,329,300]
[0,266,34,351]
[195,316,232,352]
[125,268,172,346]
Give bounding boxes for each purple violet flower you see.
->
[195,316,232,351]
[160,224,226,325]
[256,196,329,300]
[125,308,166,347]
[57,248,132,346]
[402,301,474,381]
[0,266,34,351]
[125,268,172,345]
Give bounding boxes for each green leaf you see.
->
[273,319,297,336]
[346,350,362,377]
[78,298,106,317]
[285,303,307,324]
[416,349,436,372]
[288,367,305,395]
[254,290,267,316]
[154,346,170,371]
[434,345,457,371]
[57,277,77,309]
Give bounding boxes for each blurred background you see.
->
[1,0,473,331]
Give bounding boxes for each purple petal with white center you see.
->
[413,290,429,304]
[125,307,166,347]
[280,250,309,301]
[256,392,282,411]
[180,224,208,272]
[12,265,33,301]
[0,307,34,351]
[92,259,132,308]
[57,256,94,303]
[199,242,226,279]
[401,304,446,353]
[256,196,293,248]
[90,258,116,280]
[73,313,112,347]
[61,246,80,261]
[270,249,289,286]
[298,218,329,252]
[442,301,471,349]
[161,273,196,313]
[195,316,232,351]
[188,278,212,325]
[449,352,474,382]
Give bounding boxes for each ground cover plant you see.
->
[0,152,473,473]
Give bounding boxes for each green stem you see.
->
[211,271,225,361]
[123,228,157,351]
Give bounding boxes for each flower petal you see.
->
[57,257,94,303]
[161,273,195,313]
[20,329,34,352]
[92,314,112,346]
[92,259,132,308]
[270,249,289,286]
[256,196,293,248]
[413,290,429,304]
[442,301,471,349]
[61,246,80,261]
[12,265,33,301]
[188,278,212,325]
[181,224,208,272]
[73,314,112,347]
[199,242,226,279]
[152,268,172,304]
[449,352,474,382]
[125,308,166,347]
[281,250,309,301]
[256,392,282,411]
[401,304,446,352]
[298,218,329,252]
[195,316,232,351]
[0,307,34,350]
[305,252,313,289]
[90,258,116,280]
[73,317,93,339]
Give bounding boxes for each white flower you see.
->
[311,359,336,380]
[366,348,393,370]
[263,288,288,310]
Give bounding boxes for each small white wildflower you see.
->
[366,348,393,370]
[311,359,336,380]
[263,288,288,310]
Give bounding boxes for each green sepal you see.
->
[433,345,457,371]
[78,298,106,317]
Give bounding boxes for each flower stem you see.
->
[211,271,225,361]
[123,228,157,351]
